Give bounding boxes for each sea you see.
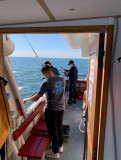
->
[9,57,89,108]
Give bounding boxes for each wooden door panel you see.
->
[84,33,105,160]
[87,56,98,159]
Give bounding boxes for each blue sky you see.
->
[9,34,82,58]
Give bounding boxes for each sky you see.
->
[9,34,82,58]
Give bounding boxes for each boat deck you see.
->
[29,99,85,160]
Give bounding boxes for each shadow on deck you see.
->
[29,100,85,160]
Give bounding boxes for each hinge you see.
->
[99,49,105,67]
[93,148,97,160]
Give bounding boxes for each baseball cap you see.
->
[44,61,51,65]
[68,60,74,65]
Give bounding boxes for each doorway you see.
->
[0,25,114,160]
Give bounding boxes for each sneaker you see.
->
[59,145,63,153]
[45,150,60,159]
[46,149,52,154]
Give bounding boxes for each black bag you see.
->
[63,125,70,138]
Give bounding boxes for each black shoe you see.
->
[72,100,76,104]
[68,100,72,104]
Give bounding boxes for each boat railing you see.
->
[78,75,87,77]
[41,75,87,80]
[62,74,87,80]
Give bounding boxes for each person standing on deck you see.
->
[63,60,78,104]
[45,61,60,75]
[23,64,65,159]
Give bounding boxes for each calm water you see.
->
[9,57,89,108]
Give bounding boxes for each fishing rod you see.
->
[37,51,64,70]
[37,51,65,74]
[24,35,66,75]
[24,35,43,66]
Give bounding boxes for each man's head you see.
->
[44,61,52,67]
[68,60,74,67]
[40,64,55,78]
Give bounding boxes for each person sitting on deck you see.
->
[23,64,66,159]
[44,61,60,75]
[63,60,78,104]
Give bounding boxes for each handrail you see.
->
[13,101,45,141]
[62,74,86,77]
[41,74,87,77]
[78,75,87,77]
[23,74,87,78]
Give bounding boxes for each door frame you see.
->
[0,25,112,33]
[0,34,4,77]
[0,25,114,160]
[97,26,114,160]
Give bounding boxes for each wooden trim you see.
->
[0,34,4,77]
[0,25,112,34]
[0,34,4,160]
[97,25,114,160]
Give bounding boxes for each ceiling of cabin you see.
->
[0,0,121,25]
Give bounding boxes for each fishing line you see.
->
[41,53,64,74]
[24,35,43,66]
[24,35,64,73]
[36,50,64,70]
[39,52,64,74]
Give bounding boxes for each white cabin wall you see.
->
[81,34,90,57]
[104,18,121,160]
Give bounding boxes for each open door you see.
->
[84,33,105,160]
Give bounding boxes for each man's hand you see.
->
[23,93,42,104]
[62,69,65,73]
[23,99,28,104]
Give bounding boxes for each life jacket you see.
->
[0,77,11,150]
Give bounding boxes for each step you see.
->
[18,134,50,159]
